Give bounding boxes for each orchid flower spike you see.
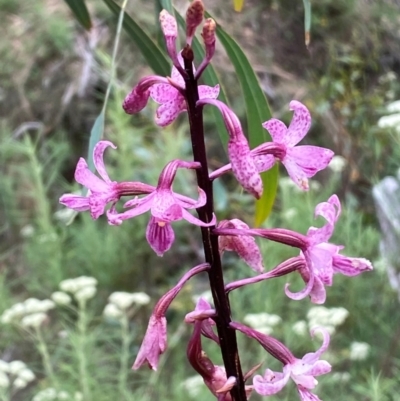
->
[133,263,209,370]
[253,100,334,190]
[107,159,217,256]
[217,219,264,273]
[231,322,331,401]
[59,141,154,219]
[197,98,263,198]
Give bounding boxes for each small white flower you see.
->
[51,292,72,305]
[244,313,281,330]
[108,291,150,310]
[181,375,204,398]
[386,100,400,113]
[60,276,97,294]
[192,290,213,305]
[292,320,308,336]
[103,303,124,320]
[349,342,370,361]
[328,155,347,174]
[283,208,298,220]
[377,113,400,132]
[0,371,10,388]
[18,368,35,382]
[24,298,55,314]
[329,307,349,326]
[20,224,35,238]
[0,309,14,324]
[74,391,83,401]
[74,286,97,302]
[8,361,26,375]
[331,372,351,382]
[0,360,9,373]
[12,377,28,389]
[20,312,47,328]
[54,207,75,223]
[58,390,70,399]
[32,387,58,401]
[255,326,274,335]
[310,181,321,191]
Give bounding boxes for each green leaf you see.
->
[63,0,92,30]
[160,0,173,14]
[303,0,311,46]
[208,15,278,225]
[103,0,170,77]
[87,112,105,171]
[174,10,229,149]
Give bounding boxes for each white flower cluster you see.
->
[377,100,400,133]
[1,298,55,328]
[103,291,150,320]
[181,375,204,398]
[32,388,83,401]
[58,276,98,304]
[292,306,349,336]
[328,155,347,174]
[0,360,35,390]
[349,341,370,361]
[243,312,282,335]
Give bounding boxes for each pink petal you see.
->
[310,327,331,358]
[150,83,179,104]
[297,387,322,401]
[308,246,335,285]
[307,360,331,377]
[288,146,334,177]
[133,315,167,370]
[254,153,276,173]
[253,368,291,396]
[123,87,151,114]
[228,137,263,199]
[286,100,312,146]
[59,194,90,211]
[74,158,110,192]
[151,191,182,222]
[282,156,310,190]
[285,266,315,301]
[93,141,116,183]
[181,209,216,227]
[146,217,175,256]
[332,254,373,276]
[262,118,288,143]
[307,276,327,304]
[106,195,154,225]
[198,84,220,99]
[155,96,186,126]
[314,196,341,228]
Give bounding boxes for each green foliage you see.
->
[63,0,92,31]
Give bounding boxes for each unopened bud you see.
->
[186,0,204,44]
[202,18,216,46]
[159,10,177,39]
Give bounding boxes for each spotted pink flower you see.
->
[218,219,264,273]
[231,322,331,401]
[254,101,334,190]
[59,141,154,219]
[124,55,219,126]
[107,159,216,256]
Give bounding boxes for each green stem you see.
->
[35,327,57,387]
[77,300,91,401]
[119,314,131,399]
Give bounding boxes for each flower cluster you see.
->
[58,2,374,401]
[32,388,83,401]
[103,291,150,321]
[0,360,35,392]
[1,298,55,328]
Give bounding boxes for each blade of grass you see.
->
[103,0,170,77]
[63,0,92,30]
[303,0,311,47]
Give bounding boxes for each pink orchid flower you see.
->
[254,100,334,190]
[59,141,154,219]
[231,322,331,401]
[107,159,216,256]
[134,263,209,370]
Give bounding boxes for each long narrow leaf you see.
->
[303,0,311,47]
[174,11,229,148]
[103,0,170,77]
[160,0,174,14]
[64,0,92,30]
[209,15,278,225]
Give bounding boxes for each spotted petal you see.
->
[146,217,175,256]
[253,368,291,396]
[155,96,186,126]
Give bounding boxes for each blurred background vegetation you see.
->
[1,0,400,400]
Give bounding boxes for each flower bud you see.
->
[186,0,204,44]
